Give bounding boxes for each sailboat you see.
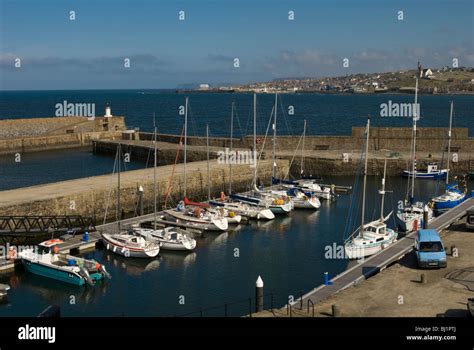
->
[431,100,467,212]
[209,102,275,220]
[396,78,433,232]
[132,116,197,250]
[101,143,161,258]
[344,119,398,260]
[164,97,229,231]
[230,94,292,215]
[273,119,334,201]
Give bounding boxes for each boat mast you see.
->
[184,97,188,198]
[446,100,453,185]
[301,119,306,176]
[117,143,121,231]
[360,117,370,236]
[153,113,157,231]
[380,158,387,221]
[206,123,211,201]
[253,93,257,188]
[411,78,419,201]
[229,102,234,195]
[272,93,277,188]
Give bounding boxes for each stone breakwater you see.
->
[0,116,126,155]
[0,159,289,223]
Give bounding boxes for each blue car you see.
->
[414,229,447,268]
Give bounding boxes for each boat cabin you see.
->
[426,163,439,173]
[37,239,64,254]
[362,221,389,242]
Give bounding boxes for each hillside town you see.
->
[192,66,474,94]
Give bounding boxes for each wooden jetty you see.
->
[294,197,474,307]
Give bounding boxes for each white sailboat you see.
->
[133,226,196,251]
[132,118,198,250]
[164,98,229,231]
[397,78,433,232]
[431,100,467,212]
[229,93,292,215]
[344,120,398,260]
[101,143,161,258]
[210,102,275,220]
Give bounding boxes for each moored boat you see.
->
[101,233,160,258]
[19,239,111,286]
[133,226,196,251]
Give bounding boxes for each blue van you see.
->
[414,229,447,268]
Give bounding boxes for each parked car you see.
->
[414,229,447,268]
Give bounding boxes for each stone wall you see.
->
[0,117,126,155]
[0,159,288,224]
[148,127,473,154]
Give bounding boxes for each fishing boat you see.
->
[344,120,398,260]
[402,163,447,179]
[102,233,160,258]
[397,78,434,232]
[18,239,111,286]
[132,226,196,251]
[431,101,468,212]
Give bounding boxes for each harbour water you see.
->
[2,175,470,317]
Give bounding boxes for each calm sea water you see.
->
[1,90,473,136]
[1,176,460,317]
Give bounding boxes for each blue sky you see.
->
[0,0,473,90]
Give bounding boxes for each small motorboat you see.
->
[271,188,321,210]
[133,226,196,251]
[183,197,242,224]
[432,183,467,211]
[101,233,160,258]
[18,239,111,286]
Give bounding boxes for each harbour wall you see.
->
[0,117,126,155]
[0,159,289,223]
[145,127,474,153]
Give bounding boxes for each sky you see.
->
[0,0,473,90]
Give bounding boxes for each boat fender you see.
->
[229,211,235,218]
[53,246,59,254]
[7,247,17,260]
[220,192,225,201]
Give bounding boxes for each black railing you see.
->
[0,215,95,236]
[307,299,315,318]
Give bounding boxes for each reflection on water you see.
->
[102,251,161,276]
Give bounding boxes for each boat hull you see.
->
[345,232,397,260]
[21,259,100,286]
[102,235,160,258]
[402,170,447,179]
